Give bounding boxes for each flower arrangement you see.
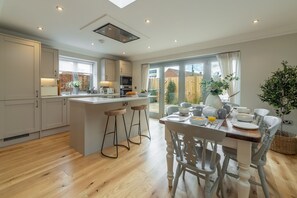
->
[201,73,239,95]
[68,80,81,88]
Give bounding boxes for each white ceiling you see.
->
[1,0,297,61]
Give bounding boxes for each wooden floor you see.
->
[0,119,296,198]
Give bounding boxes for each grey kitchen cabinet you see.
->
[118,60,132,76]
[0,33,40,140]
[40,46,59,78]
[0,99,40,139]
[0,34,40,100]
[42,98,67,130]
[101,59,116,81]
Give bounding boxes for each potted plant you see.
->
[258,61,297,154]
[201,73,239,109]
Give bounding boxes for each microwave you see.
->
[120,76,132,86]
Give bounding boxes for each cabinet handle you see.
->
[63,98,66,105]
[54,70,57,77]
[36,90,39,98]
[36,100,39,108]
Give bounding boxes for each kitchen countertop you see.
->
[68,96,148,104]
[41,93,120,99]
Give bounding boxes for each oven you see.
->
[120,76,132,86]
[120,85,132,96]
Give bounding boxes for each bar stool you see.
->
[101,108,130,159]
[128,105,151,144]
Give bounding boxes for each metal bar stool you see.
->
[101,108,130,159]
[128,105,151,144]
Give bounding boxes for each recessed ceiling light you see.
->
[148,46,151,49]
[253,19,259,24]
[109,0,136,8]
[91,43,94,46]
[37,26,43,31]
[145,19,150,24]
[56,5,63,12]
[122,52,126,54]
[174,39,178,43]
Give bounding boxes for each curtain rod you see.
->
[217,50,240,55]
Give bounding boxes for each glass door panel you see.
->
[148,68,160,118]
[185,63,204,104]
[164,66,179,114]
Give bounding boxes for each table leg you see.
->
[236,140,252,198]
[165,126,174,187]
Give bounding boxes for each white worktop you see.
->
[41,93,120,99]
[68,96,148,104]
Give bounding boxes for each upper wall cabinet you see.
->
[40,46,59,78]
[118,60,132,76]
[0,34,40,100]
[101,58,115,81]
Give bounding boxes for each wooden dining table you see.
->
[159,114,262,198]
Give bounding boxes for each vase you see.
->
[205,94,223,109]
[72,87,79,95]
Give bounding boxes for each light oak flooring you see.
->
[0,119,296,198]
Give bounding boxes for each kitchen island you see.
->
[69,96,149,156]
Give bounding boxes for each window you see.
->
[59,56,97,93]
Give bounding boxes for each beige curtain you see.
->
[216,51,241,104]
[141,64,150,90]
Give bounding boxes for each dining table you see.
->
[159,111,262,198]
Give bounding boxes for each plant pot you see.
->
[72,87,79,95]
[205,94,223,109]
[270,131,297,155]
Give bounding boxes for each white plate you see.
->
[167,115,190,122]
[232,121,259,130]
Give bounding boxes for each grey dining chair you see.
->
[180,102,192,108]
[166,121,226,198]
[221,116,281,198]
[253,108,270,134]
[166,105,179,115]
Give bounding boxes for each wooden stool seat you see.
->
[131,105,147,111]
[104,108,126,116]
[101,108,130,159]
[128,105,151,145]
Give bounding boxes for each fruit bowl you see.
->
[138,92,149,97]
[190,116,208,126]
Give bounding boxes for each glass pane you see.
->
[211,61,221,77]
[59,60,74,72]
[164,66,179,111]
[77,63,92,74]
[148,68,160,116]
[185,63,204,104]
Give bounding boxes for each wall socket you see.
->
[282,120,293,125]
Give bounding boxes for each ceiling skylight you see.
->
[108,0,136,8]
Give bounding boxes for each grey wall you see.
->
[132,33,297,134]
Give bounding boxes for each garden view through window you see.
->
[148,56,235,117]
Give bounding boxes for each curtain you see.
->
[141,64,150,91]
[216,51,241,104]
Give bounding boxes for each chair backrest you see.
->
[166,105,179,115]
[180,102,192,108]
[253,108,270,134]
[252,116,281,163]
[166,121,226,171]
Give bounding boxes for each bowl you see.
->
[236,113,254,122]
[179,107,190,115]
[190,116,208,126]
[237,107,251,114]
[138,92,149,97]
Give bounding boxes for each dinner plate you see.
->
[232,121,259,130]
[167,115,190,122]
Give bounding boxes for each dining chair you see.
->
[180,102,192,108]
[166,121,226,198]
[166,105,179,115]
[253,108,270,134]
[221,116,281,198]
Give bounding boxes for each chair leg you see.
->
[258,165,270,198]
[204,175,211,198]
[144,109,151,140]
[221,154,230,179]
[172,164,182,198]
[100,116,110,157]
[122,114,130,150]
[217,163,225,198]
[128,110,135,139]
